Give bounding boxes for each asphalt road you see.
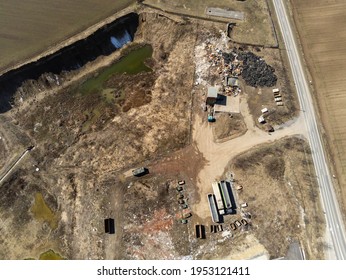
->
[0,147,32,186]
[272,0,346,259]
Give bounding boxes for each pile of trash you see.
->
[238,51,277,87]
[222,49,277,88]
[202,35,277,95]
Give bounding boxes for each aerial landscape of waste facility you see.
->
[1,0,346,260]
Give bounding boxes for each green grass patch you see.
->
[82,106,102,132]
[39,249,64,260]
[31,193,59,230]
[79,45,153,95]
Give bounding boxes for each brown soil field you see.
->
[0,12,197,260]
[212,113,247,142]
[143,0,277,46]
[0,4,315,260]
[241,46,298,127]
[226,136,325,259]
[290,0,346,219]
[114,136,324,260]
[0,0,136,72]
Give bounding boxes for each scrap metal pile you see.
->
[206,40,277,89]
[237,51,277,87]
[222,49,277,88]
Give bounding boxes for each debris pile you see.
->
[238,52,277,87]
[202,37,277,95]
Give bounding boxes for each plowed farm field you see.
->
[291,0,346,213]
[0,0,135,72]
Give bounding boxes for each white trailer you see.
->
[212,182,225,215]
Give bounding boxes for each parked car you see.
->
[235,220,242,227]
[178,180,185,185]
[182,212,192,219]
[230,223,237,231]
[241,219,248,226]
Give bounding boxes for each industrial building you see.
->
[206,86,219,105]
[225,76,240,88]
[208,180,237,222]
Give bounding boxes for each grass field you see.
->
[143,0,277,46]
[0,0,135,72]
[290,0,346,212]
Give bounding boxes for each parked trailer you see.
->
[200,225,206,239]
[132,167,148,177]
[219,180,232,209]
[195,225,201,238]
[207,194,220,223]
[261,108,268,114]
[212,182,225,215]
[104,218,115,234]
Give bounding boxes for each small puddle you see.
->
[31,192,58,230]
[39,249,64,260]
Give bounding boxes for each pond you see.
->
[79,45,153,95]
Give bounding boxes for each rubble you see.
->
[201,35,277,101]
[237,51,277,87]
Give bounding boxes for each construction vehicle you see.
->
[208,114,215,122]
[132,167,148,177]
[208,108,215,122]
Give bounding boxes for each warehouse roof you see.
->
[207,87,218,98]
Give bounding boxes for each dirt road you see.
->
[192,96,307,219]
